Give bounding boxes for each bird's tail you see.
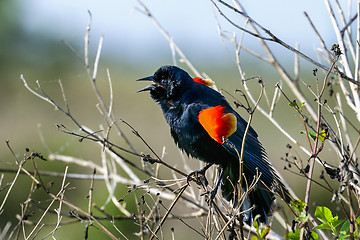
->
[220,162,291,225]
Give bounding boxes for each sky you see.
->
[19,0,353,65]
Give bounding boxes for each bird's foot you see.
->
[201,187,219,205]
[187,163,213,187]
[210,188,218,201]
[201,189,218,205]
[187,169,209,187]
[207,168,224,204]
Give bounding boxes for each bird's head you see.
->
[137,65,193,102]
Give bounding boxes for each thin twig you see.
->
[0,141,27,213]
[88,168,96,216]
[149,184,188,240]
[213,0,360,85]
[135,0,201,77]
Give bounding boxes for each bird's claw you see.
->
[210,189,217,201]
[200,190,218,206]
[204,189,218,205]
[187,169,208,187]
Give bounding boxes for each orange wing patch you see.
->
[193,77,215,87]
[198,105,237,144]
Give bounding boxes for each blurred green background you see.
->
[0,0,351,239]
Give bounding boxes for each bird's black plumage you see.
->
[138,65,291,224]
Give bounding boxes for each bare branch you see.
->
[135,0,201,77]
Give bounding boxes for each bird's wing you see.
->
[197,104,275,186]
[225,127,275,187]
[225,115,292,202]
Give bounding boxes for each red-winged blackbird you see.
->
[138,65,291,224]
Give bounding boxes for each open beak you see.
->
[136,75,155,93]
[137,75,154,82]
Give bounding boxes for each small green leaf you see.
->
[299,102,306,110]
[253,220,259,230]
[315,206,333,223]
[290,200,306,214]
[308,131,317,141]
[253,214,261,237]
[338,233,350,240]
[356,215,360,224]
[300,131,316,141]
[253,215,259,231]
[318,129,328,142]
[332,219,345,228]
[311,232,319,240]
[284,229,301,240]
[260,227,271,239]
[289,100,298,108]
[339,220,350,235]
[250,236,259,240]
[297,211,309,224]
[284,230,318,240]
[313,223,331,230]
[300,130,327,142]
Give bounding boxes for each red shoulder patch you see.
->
[193,77,214,87]
[198,105,237,144]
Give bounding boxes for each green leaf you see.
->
[332,219,345,228]
[253,214,261,237]
[253,220,259,230]
[260,227,271,239]
[308,131,317,141]
[300,131,315,141]
[314,206,345,236]
[299,102,306,110]
[356,215,360,225]
[300,130,327,142]
[313,223,331,230]
[290,200,306,214]
[315,206,333,224]
[284,229,301,240]
[253,215,260,231]
[297,212,309,224]
[318,129,327,142]
[250,236,258,240]
[284,230,318,240]
[338,233,350,240]
[339,220,350,235]
[289,100,298,108]
[311,232,319,240]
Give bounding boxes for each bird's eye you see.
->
[161,79,167,85]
